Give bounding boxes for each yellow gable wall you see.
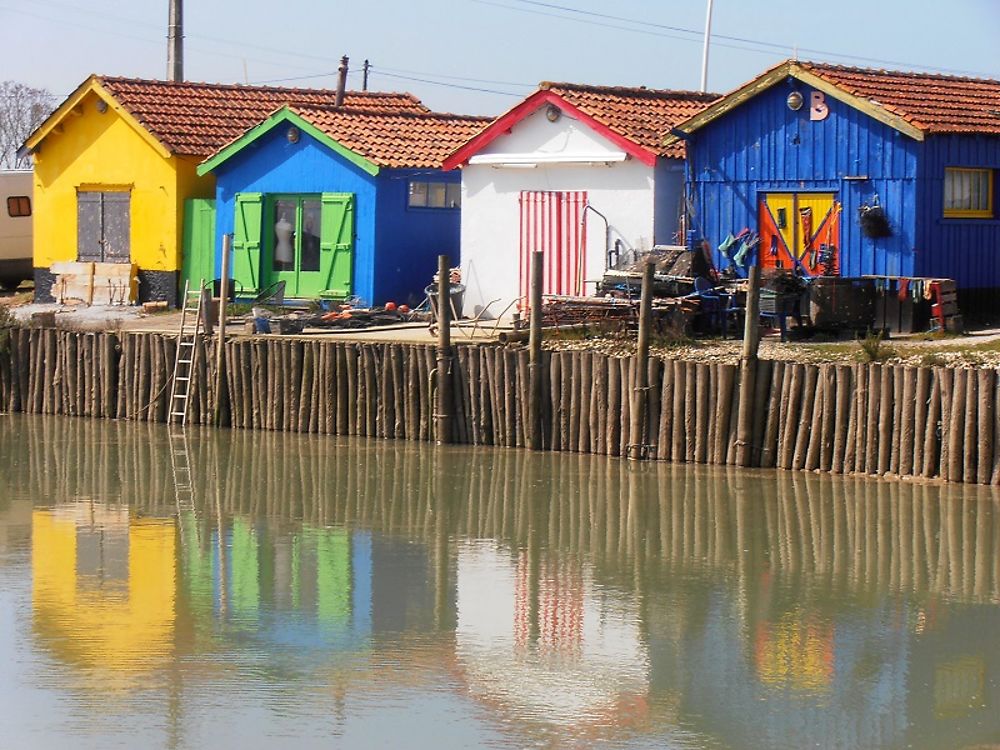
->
[31,89,214,272]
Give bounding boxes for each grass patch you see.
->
[856,329,896,363]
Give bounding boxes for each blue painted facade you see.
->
[211,126,461,306]
[686,79,1000,288]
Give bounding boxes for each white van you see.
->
[0,170,33,291]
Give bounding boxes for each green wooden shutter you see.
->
[232,193,263,294]
[320,193,354,297]
[182,198,216,291]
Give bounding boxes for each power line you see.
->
[368,68,524,97]
[478,0,998,78]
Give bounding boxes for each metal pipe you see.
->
[336,56,349,107]
[167,0,183,82]
[699,0,714,93]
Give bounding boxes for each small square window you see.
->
[944,168,993,218]
[408,181,428,208]
[6,196,30,217]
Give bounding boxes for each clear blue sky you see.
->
[2,0,998,116]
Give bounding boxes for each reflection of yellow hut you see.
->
[32,508,176,683]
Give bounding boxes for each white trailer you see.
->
[0,170,33,291]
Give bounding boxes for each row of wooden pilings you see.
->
[0,255,998,485]
[1,322,1000,484]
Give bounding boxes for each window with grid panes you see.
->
[408,180,461,209]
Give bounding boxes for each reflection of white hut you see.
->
[454,540,649,727]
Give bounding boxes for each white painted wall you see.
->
[458,107,658,318]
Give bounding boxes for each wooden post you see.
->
[213,233,231,426]
[528,250,544,451]
[435,254,453,444]
[628,258,654,460]
[736,264,761,466]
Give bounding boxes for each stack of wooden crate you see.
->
[51,262,138,305]
[930,279,963,333]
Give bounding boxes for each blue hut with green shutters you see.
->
[197,104,489,306]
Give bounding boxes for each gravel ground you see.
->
[542,328,1000,369]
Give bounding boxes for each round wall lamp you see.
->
[786,91,804,111]
[545,104,562,122]
[286,126,300,143]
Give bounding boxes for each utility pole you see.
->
[699,0,714,93]
[167,0,183,82]
[362,59,371,91]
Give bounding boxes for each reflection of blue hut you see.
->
[180,519,372,655]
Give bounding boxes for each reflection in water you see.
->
[2,414,999,749]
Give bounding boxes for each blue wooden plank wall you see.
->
[374,168,461,307]
[916,135,1000,288]
[687,82,921,278]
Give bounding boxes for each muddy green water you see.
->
[1,414,999,749]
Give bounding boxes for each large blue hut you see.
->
[197,105,488,306]
[668,60,1000,306]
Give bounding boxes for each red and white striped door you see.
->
[518,190,588,303]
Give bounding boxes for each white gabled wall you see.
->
[459,107,658,318]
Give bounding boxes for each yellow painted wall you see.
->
[31,88,214,272]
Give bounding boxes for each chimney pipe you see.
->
[335,56,349,107]
[167,0,183,82]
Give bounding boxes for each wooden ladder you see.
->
[168,280,206,425]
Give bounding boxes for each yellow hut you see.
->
[22,76,428,305]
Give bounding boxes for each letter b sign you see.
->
[810,91,829,121]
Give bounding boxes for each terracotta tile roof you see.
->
[540,82,720,158]
[96,76,430,157]
[286,105,492,169]
[798,62,1000,135]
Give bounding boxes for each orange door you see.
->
[759,193,841,276]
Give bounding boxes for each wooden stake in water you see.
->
[736,264,761,466]
[435,254,452,444]
[214,233,231,426]
[628,258,654,460]
[528,250,544,451]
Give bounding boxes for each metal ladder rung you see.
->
[177,358,193,365]
[172,393,189,400]
[175,376,191,382]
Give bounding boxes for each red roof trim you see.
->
[442,89,657,170]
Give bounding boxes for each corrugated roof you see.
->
[797,62,1000,135]
[95,76,430,156]
[286,105,492,169]
[539,82,720,158]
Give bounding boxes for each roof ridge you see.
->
[96,74,421,99]
[797,59,1000,86]
[289,104,493,121]
[540,81,721,99]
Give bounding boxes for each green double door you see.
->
[232,192,354,298]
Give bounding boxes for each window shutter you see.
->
[320,193,354,297]
[232,193,263,293]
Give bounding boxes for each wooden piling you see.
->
[628,259,654,460]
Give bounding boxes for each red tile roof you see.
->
[539,82,720,158]
[96,76,430,157]
[287,106,492,169]
[797,62,1000,135]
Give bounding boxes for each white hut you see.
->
[444,82,717,318]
